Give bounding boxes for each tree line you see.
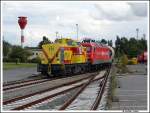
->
[3,40,32,63]
[3,35,147,63]
[115,36,147,59]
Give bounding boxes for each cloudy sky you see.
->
[2,1,148,47]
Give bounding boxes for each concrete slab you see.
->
[3,67,39,83]
[110,64,147,111]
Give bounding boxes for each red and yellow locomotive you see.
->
[37,38,114,77]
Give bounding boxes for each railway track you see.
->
[3,77,45,87]
[3,68,110,111]
[3,73,97,110]
[3,72,101,103]
[3,72,95,91]
[90,69,110,110]
[3,78,50,91]
[3,73,97,105]
[59,69,110,110]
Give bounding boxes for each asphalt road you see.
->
[3,67,39,83]
[111,64,147,110]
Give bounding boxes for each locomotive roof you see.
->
[81,41,108,48]
[54,38,80,46]
[81,38,109,47]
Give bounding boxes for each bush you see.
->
[128,60,133,65]
[9,46,32,63]
[3,57,17,62]
[28,57,41,63]
[120,54,128,66]
[3,57,9,62]
[15,58,20,64]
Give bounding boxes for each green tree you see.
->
[121,54,128,66]
[3,40,11,57]
[115,35,123,58]
[101,39,107,44]
[120,37,129,55]
[138,38,147,52]
[115,35,147,59]
[128,38,138,58]
[9,46,32,62]
[107,40,113,46]
[38,36,52,48]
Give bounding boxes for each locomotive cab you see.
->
[38,38,87,77]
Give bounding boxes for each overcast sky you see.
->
[2,1,148,47]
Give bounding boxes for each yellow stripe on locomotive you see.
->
[39,38,87,65]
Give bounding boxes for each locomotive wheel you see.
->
[41,71,47,76]
[47,72,54,78]
[71,65,80,75]
[81,66,86,74]
[62,70,67,76]
[41,71,50,78]
[64,66,72,76]
[41,71,54,78]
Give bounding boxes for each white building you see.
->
[26,47,42,60]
